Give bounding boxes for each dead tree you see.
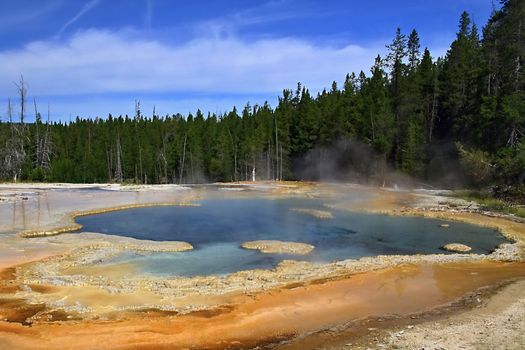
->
[33,98,41,167]
[30,99,52,172]
[15,75,26,141]
[29,98,52,174]
[1,100,14,179]
[2,76,29,181]
[41,105,52,171]
[158,133,168,184]
[266,139,271,180]
[507,16,524,148]
[279,144,283,180]
[179,133,187,184]
[2,99,25,181]
[134,100,143,183]
[114,131,123,183]
[106,144,113,182]
[227,128,237,181]
[274,113,279,180]
[157,149,167,183]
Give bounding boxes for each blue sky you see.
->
[0,0,495,121]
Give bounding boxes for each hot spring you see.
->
[75,198,510,276]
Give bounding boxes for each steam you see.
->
[292,138,468,189]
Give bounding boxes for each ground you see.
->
[321,279,525,350]
[0,182,524,350]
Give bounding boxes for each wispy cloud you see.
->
[0,1,61,30]
[57,0,101,36]
[145,0,153,31]
[0,29,382,98]
[194,0,334,38]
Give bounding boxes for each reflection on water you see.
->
[76,198,510,276]
[0,187,198,234]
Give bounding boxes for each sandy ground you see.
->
[0,182,524,349]
[241,240,315,254]
[311,279,525,350]
[381,279,525,350]
[2,262,525,350]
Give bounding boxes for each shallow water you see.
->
[76,198,509,276]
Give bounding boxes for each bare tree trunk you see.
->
[179,133,187,184]
[266,140,271,180]
[508,17,523,147]
[227,128,237,181]
[106,147,112,182]
[190,150,195,183]
[5,76,29,182]
[275,114,279,181]
[370,112,376,142]
[114,132,123,183]
[429,87,438,143]
[139,145,143,183]
[16,75,26,137]
[158,150,167,184]
[134,100,143,183]
[253,153,257,182]
[33,98,41,167]
[16,75,26,168]
[1,100,15,179]
[507,124,518,148]
[159,134,168,184]
[41,104,52,171]
[280,144,283,181]
[7,99,13,134]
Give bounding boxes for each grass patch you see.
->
[454,190,525,218]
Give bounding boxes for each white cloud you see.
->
[0,29,382,101]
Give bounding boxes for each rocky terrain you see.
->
[241,240,315,254]
[0,182,524,349]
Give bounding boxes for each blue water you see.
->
[76,198,509,276]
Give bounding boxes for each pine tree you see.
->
[438,12,482,141]
[1,3,524,188]
[386,28,409,167]
[407,29,421,71]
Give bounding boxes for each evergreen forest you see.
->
[1,1,524,197]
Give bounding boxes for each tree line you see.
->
[0,0,523,191]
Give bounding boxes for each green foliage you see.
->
[497,140,525,185]
[456,142,495,186]
[0,1,523,195]
[454,189,525,218]
[27,167,46,182]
